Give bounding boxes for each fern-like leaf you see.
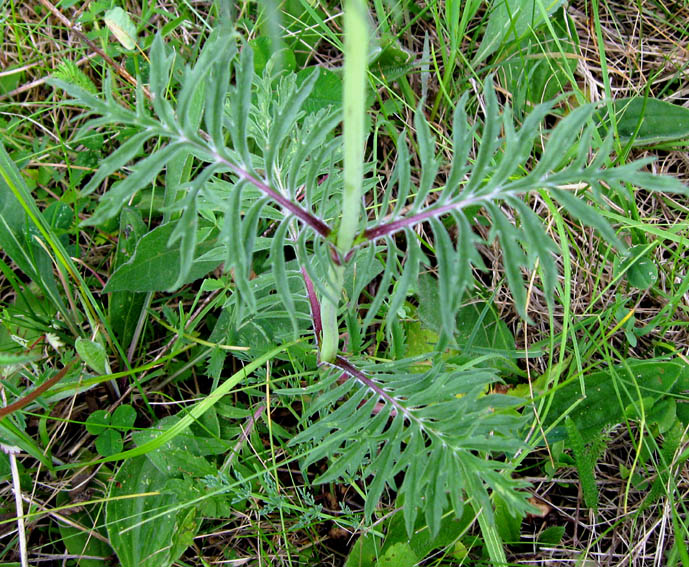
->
[356,78,687,338]
[51,29,341,297]
[288,357,532,536]
[50,23,689,546]
[52,60,97,94]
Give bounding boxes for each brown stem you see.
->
[36,0,152,100]
[0,361,78,419]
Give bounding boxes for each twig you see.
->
[3,445,28,567]
[0,360,77,419]
[221,404,266,472]
[0,53,99,101]
[20,494,111,545]
[35,0,152,100]
[1,385,28,567]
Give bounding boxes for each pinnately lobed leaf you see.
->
[51,14,689,558]
[287,357,533,536]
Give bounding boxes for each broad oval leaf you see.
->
[473,0,563,65]
[111,404,137,429]
[104,222,222,292]
[614,245,658,290]
[600,97,689,146]
[107,455,197,567]
[75,337,109,375]
[544,359,686,441]
[85,410,110,436]
[104,7,137,50]
[95,428,123,457]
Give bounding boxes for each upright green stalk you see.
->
[319,0,369,363]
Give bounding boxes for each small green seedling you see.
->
[85,404,136,457]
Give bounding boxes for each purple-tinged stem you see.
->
[200,130,333,238]
[361,187,516,242]
[331,356,411,421]
[301,267,322,346]
[220,156,333,238]
[362,201,458,241]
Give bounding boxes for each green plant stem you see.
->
[319,0,369,363]
[477,510,507,566]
